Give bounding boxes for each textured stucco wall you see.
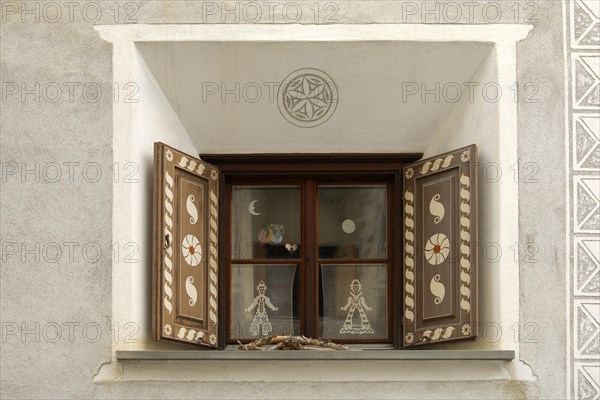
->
[1,1,571,399]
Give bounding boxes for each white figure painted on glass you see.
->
[246,280,279,336]
[340,279,374,334]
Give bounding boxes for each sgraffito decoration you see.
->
[402,145,478,347]
[277,68,339,128]
[565,2,600,397]
[153,142,219,348]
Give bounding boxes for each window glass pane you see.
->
[230,264,300,340]
[232,186,301,260]
[319,264,387,339]
[318,186,387,259]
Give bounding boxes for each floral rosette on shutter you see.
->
[153,142,220,348]
[402,145,478,347]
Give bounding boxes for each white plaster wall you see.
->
[136,40,493,153]
[424,49,507,348]
[121,32,509,352]
[419,46,536,381]
[113,45,198,348]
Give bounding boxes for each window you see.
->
[152,144,478,349]
[227,177,392,343]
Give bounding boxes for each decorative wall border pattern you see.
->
[565,1,600,398]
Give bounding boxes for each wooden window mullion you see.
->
[304,177,317,338]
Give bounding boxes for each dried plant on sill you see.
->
[238,335,349,351]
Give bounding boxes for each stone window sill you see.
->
[116,349,514,361]
[95,349,520,382]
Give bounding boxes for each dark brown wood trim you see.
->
[202,154,421,175]
[151,143,162,341]
[305,178,317,338]
[387,180,395,345]
[202,153,422,165]
[232,259,303,264]
[218,172,230,349]
[316,258,389,264]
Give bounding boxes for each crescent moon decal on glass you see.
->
[249,200,261,216]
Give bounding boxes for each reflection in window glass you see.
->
[318,186,387,259]
[230,264,300,340]
[232,186,301,260]
[319,264,387,339]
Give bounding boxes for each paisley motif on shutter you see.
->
[153,142,220,348]
[402,145,478,347]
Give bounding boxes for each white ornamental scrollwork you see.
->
[425,233,451,265]
[181,234,202,267]
[462,324,471,336]
[459,174,472,314]
[429,194,445,224]
[176,327,205,342]
[178,156,206,175]
[461,150,470,162]
[185,276,198,307]
[422,326,456,342]
[163,170,174,315]
[186,194,198,225]
[419,155,454,175]
[208,190,219,326]
[404,190,415,323]
[429,274,446,305]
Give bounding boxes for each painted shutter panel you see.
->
[402,145,478,347]
[153,142,220,348]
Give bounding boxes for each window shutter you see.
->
[153,142,220,348]
[402,145,478,347]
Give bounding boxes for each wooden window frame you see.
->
[202,154,422,348]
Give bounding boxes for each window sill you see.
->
[96,349,520,382]
[116,349,514,361]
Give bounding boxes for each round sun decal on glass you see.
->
[181,234,202,266]
[424,233,450,265]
